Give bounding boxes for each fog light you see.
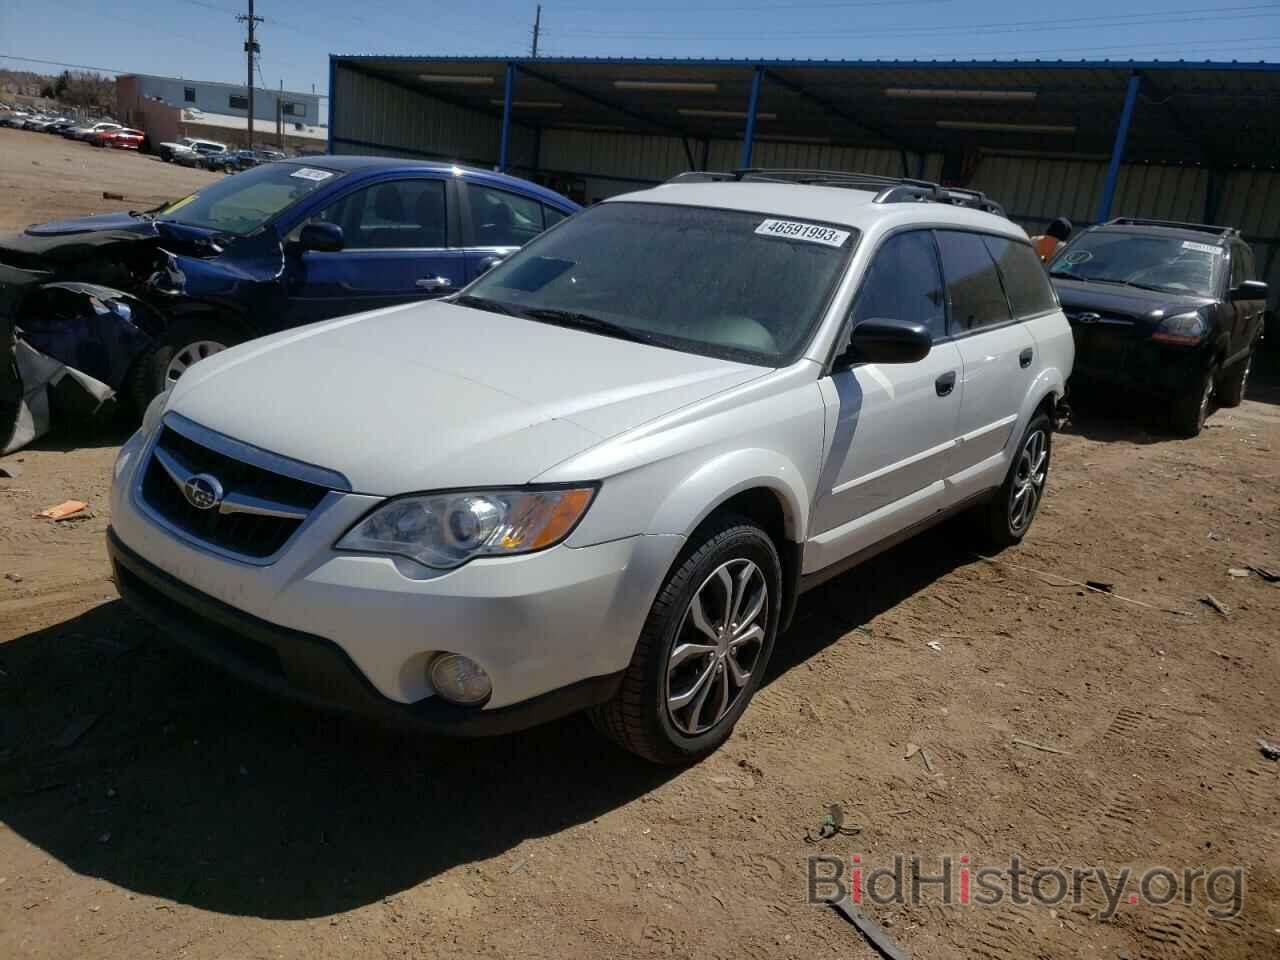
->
[430,653,492,706]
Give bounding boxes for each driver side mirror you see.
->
[1230,279,1268,302]
[298,222,344,254]
[846,318,932,365]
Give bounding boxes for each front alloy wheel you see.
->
[164,339,227,386]
[666,558,768,736]
[589,514,781,764]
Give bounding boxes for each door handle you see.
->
[416,276,454,291]
[935,371,957,397]
[1019,347,1034,368]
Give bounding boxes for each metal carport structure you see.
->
[328,55,1280,305]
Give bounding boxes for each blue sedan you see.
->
[0,157,578,430]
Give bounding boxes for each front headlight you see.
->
[141,387,172,435]
[1152,311,1207,346]
[335,486,597,570]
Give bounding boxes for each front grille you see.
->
[140,425,330,559]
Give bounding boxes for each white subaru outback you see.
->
[108,170,1073,764]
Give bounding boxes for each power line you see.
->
[554,0,951,9]
[0,53,126,75]
[558,4,1280,39]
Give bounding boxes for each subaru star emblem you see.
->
[182,473,224,511]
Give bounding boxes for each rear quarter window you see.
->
[982,235,1059,318]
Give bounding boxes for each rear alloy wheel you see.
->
[1172,367,1215,437]
[976,412,1053,548]
[1216,349,1254,408]
[590,514,781,764]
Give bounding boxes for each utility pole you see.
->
[237,0,263,148]
[531,4,541,58]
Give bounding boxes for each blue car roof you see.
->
[281,156,578,211]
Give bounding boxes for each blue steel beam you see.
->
[1097,72,1142,222]
[740,65,763,169]
[499,62,515,173]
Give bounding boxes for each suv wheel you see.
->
[590,514,781,764]
[1171,366,1215,437]
[977,412,1052,548]
[1216,349,1254,408]
[127,318,241,413]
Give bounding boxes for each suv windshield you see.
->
[154,162,344,236]
[463,201,856,364]
[1050,231,1224,297]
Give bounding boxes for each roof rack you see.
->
[664,168,1006,216]
[1105,217,1239,238]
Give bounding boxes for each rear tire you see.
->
[126,317,241,414]
[589,514,781,765]
[1171,366,1215,437]
[975,412,1053,549]
[1216,349,1254,408]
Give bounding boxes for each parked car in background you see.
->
[1049,218,1267,436]
[45,119,78,134]
[103,170,1071,763]
[156,137,226,165]
[0,111,32,127]
[65,120,121,141]
[206,148,287,172]
[94,127,145,150]
[0,157,578,449]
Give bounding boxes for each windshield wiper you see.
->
[521,307,660,346]
[451,294,526,317]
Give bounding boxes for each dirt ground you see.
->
[1,128,1278,960]
[0,127,219,230]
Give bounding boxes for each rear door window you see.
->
[981,235,1058,318]
[467,184,545,247]
[935,231,1014,334]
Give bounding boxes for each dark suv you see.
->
[1049,218,1267,436]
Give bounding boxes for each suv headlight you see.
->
[336,486,597,570]
[1152,311,1207,346]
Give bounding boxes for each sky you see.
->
[0,0,1277,100]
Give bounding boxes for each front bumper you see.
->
[108,528,622,734]
[1069,328,1206,396]
[109,423,684,724]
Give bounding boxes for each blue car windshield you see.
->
[154,162,345,236]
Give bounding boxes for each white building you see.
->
[117,73,321,126]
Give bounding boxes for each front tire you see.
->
[1171,366,1215,437]
[1216,349,1254,408]
[590,514,781,764]
[126,317,240,413]
[976,412,1052,548]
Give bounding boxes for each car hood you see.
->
[167,300,767,494]
[0,214,229,265]
[1053,278,1213,327]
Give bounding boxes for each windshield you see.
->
[153,162,344,236]
[463,201,856,365]
[1049,231,1224,297]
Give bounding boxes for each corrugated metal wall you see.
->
[330,64,536,169]
[538,128,943,199]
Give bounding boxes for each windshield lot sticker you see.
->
[1064,250,1092,264]
[290,168,334,182]
[755,219,850,247]
[1181,241,1221,255]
